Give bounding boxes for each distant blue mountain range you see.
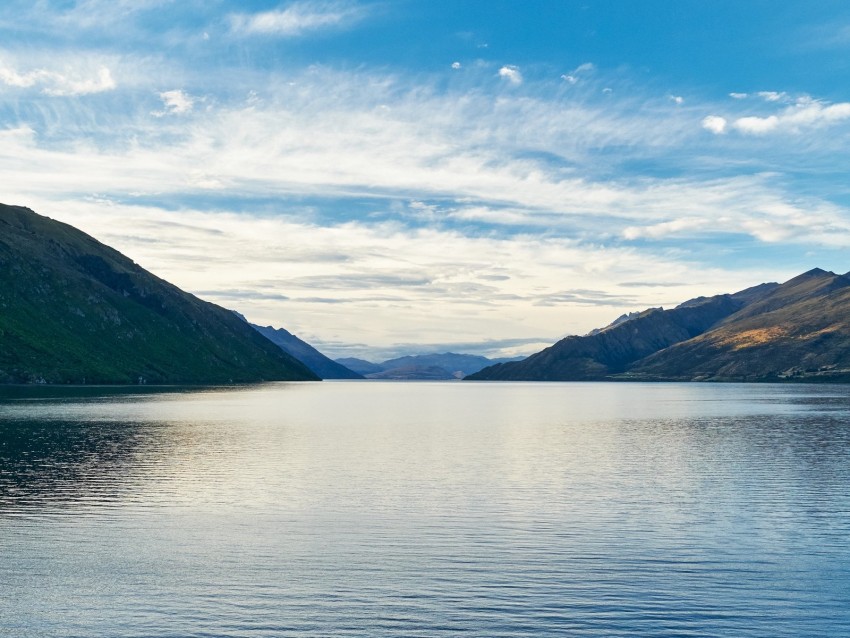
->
[336,353,523,380]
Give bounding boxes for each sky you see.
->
[2,0,850,361]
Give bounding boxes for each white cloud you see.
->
[623,217,709,240]
[45,66,116,96]
[0,62,115,96]
[733,115,779,134]
[732,99,850,135]
[498,65,522,85]
[619,176,850,246]
[702,115,727,134]
[729,92,748,99]
[0,65,38,88]
[229,1,365,37]
[154,89,194,116]
[670,95,684,105]
[756,91,788,102]
[451,62,461,70]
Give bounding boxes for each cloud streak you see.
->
[229,1,367,37]
[0,61,115,96]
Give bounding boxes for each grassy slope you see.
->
[0,204,318,384]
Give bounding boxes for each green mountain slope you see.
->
[0,203,319,384]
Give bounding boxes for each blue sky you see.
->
[3,1,850,359]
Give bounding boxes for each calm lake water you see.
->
[1,381,849,637]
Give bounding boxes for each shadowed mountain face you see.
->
[629,269,850,382]
[0,204,318,384]
[468,294,749,381]
[469,270,850,382]
[252,325,363,379]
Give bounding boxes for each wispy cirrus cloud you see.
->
[2,66,847,253]
[560,62,594,84]
[229,1,367,37]
[0,66,693,205]
[621,180,850,246]
[756,91,789,102]
[0,60,115,96]
[53,0,175,28]
[0,0,181,44]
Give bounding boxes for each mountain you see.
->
[252,324,363,379]
[336,352,521,380]
[468,293,754,381]
[627,269,850,382]
[378,353,498,378]
[0,203,319,384]
[585,309,659,336]
[335,357,385,376]
[366,365,457,380]
[468,272,850,382]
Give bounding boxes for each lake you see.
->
[2,381,849,637]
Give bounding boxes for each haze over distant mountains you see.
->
[338,353,521,380]
[0,204,318,384]
[469,268,850,383]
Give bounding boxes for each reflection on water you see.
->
[0,417,148,508]
[2,382,850,637]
